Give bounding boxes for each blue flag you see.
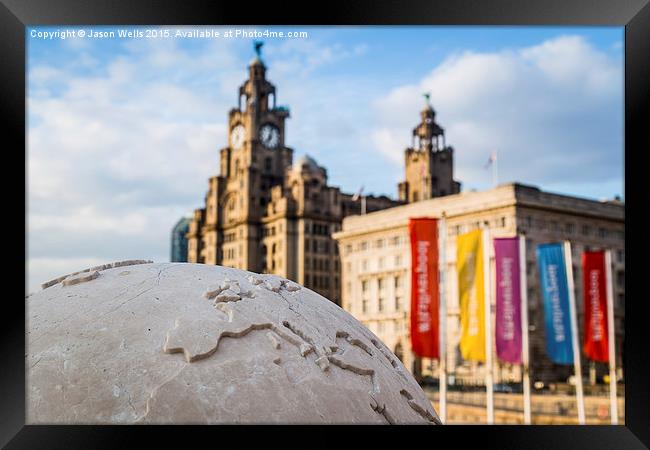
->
[536,243,574,365]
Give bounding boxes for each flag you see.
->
[408,218,440,358]
[536,243,574,365]
[484,151,497,169]
[457,229,486,361]
[582,250,609,362]
[494,237,523,364]
[351,186,364,201]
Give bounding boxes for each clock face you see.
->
[259,124,280,149]
[230,124,245,149]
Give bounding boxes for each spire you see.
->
[254,41,264,59]
[422,92,434,113]
[250,41,265,67]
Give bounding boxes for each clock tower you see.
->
[186,42,400,303]
[398,94,461,203]
[222,41,292,219]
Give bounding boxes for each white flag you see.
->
[484,151,497,169]
[352,186,364,201]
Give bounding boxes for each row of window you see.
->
[305,257,339,272]
[361,292,405,316]
[308,222,336,236]
[450,217,508,236]
[521,216,624,240]
[371,320,407,335]
[361,275,404,293]
[351,255,404,274]
[345,235,406,254]
[224,247,237,260]
[305,274,337,290]
[263,225,283,237]
[305,238,337,254]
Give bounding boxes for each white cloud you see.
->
[371,35,623,192]
[26,38,246,292]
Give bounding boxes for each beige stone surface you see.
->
[27,261,440,424]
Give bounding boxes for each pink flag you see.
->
[494,237,523,364]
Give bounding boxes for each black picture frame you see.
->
[3,0,648,447]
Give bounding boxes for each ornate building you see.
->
[186,44,398,304]
[398,95,461,203]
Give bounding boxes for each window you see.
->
[362,280,369,293]
[378,257,384,269]
[617,270,625,288]
[378,296,385,312]
[345,244,352,254]
[582,225,591,236]
[394,276,403,289]
[378,278,385,291]
[362,299,368,314]
[378,322,385,333]
[395,296,402,312]
[362,259,368,271]
[598,228,608,239]
[395,255,402,267]
[617,249,624,263]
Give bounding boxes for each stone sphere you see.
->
[27,261,440,424]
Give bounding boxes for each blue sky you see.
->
[27,26,624,292]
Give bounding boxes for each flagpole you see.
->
[564,241,586,424]
[493,151,498,187]
[438,215,447,424]
[519,235,532,424]
[483,227,494,424]
[604,250,618,424]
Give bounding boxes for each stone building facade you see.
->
[333,183,625,385]
[186,47,398,304]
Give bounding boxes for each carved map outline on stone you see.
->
[161,272,439,424]
[41,259,154,290]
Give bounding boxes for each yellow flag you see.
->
[457,229,486,361]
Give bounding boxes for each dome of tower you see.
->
[294,154,320,171]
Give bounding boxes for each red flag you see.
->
[409,218,439,358]
[582,250,609,362]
